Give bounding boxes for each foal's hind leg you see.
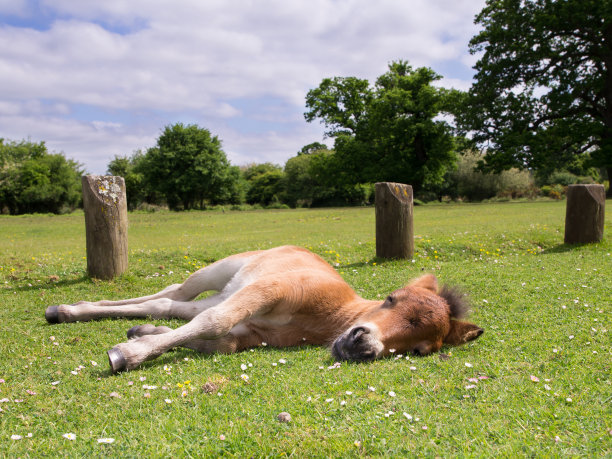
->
[45,254,253,323]
[48,295,228,323]
[72,283,184,307]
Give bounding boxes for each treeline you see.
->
[1,129,600,216]
[108,133,601,212]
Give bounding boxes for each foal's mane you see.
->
[439,285,470,319]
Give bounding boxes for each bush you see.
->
[547,171,578,186]
[265,202,290,210]
[447,151,535,201]
[540,184,566,199]
[539,169,597,188]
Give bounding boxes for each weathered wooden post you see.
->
[375,182,414,259]
[564,184,605,244]
[81,175,128,279]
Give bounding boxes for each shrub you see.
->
[266,202,290,210]
[447,151,535,201]
[540,184,566,199]
[539,170,597,188]
[547,171,578,186]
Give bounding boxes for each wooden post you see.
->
[81,175,128,279]
[564,184,605,244]
[375,182,414,259]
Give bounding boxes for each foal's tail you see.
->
[439,285,470,319]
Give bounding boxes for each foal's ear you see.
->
[444,320,484,346]
[409,274,438,293]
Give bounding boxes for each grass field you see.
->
[1,201,611,457]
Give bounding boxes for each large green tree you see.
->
[459,0,612,194]
[305,61,462,192]
[138,124,237,210]
[0,139,83,214]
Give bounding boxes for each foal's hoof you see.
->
[107,347,128,374]
[45,306,60,324]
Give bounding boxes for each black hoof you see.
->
[45,306,60,324]
[126,325,140,340]
[107,347,127,374]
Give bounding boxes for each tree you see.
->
[0,139,83,214]
[242,163,284,205]
[298,142,329,155]
[214,166,248,205]
[138,124,235,210]
[284,154,315,207]
[459,0,612,195]
[305,77,372,137]
[304,61,462,192]
[284,150,338,207]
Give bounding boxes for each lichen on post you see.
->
[81,175,128,279]
[375,182,414,259]
[564,184,605,245]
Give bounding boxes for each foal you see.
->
[45,246,483,373]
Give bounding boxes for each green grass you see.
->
[1,202,611,457]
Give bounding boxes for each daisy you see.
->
[97,438,115,444]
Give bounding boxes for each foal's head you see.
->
[331,274,483,361]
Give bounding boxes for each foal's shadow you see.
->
[93,343,419,378]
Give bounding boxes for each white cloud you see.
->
[0,113,155,172]
[0,0,28,15]
[0,0,486,173]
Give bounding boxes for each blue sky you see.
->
[0,0,486,174]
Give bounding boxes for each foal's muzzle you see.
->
[331,325,381,362]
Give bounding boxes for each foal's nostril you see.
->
[350,326,368,342]
[412,348,422,356]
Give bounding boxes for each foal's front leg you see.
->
[126,323,258,355]
[107,281,279,372]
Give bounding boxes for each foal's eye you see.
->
[386,295,394,303]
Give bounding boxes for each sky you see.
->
[0,0,486,174]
